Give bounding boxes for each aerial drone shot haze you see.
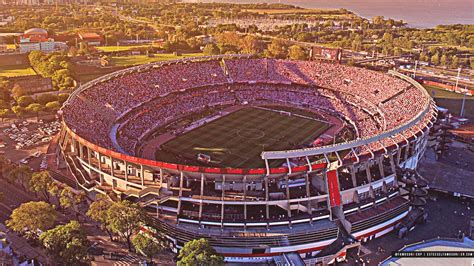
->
[0,0,472,265]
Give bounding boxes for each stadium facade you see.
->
[55,55,437,264]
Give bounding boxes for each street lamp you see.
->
[413,60,418,79]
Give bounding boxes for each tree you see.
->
[440,54,447,66]
[394,47,403,56]
[430,53,440,65]
[25,103,44,121]
[11,105,24,117]
[107,200,146,250]
[451,55,460,69]
[58,93,70,104]
[6,165,32,191]
[132,233,165,263]
[372,16,385,26]
[186,37,203,51]
[385,18,395,28]
[216,32,240,53]
[351,34,363,52]
[28,50,45,66]
[0,155,11,179]
[30,171,53,202]
[239,35,260,54]
[202,43,220,55]
[11,84,26,99]
[47,182,62,209]
[36,93,57,105]
[0,78,10,104]
[52,69,75,90]
[60,187,85,219]
[86,194,114,241]
[0,77,10,99]
[40,220,89,265]
[177,238,224,266]
[7,201,58,239]
[45,101,61,111]
[295,32,312,42]
[17,96,34,107]
[266,39,288,59]
[0,109,8,121]
[288,45,307,60]
[382,32,393,44]
[419,52,428,62]
[36,60,59,78]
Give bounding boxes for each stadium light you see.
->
[460,87,468,118]
[454,67,461,92]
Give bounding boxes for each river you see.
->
[184,0,474,28]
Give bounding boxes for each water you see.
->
[184,0,474,28]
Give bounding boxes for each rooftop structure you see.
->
[381,237,474,266]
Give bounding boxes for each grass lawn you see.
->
[156,107,330,168]
[96,45,160,53]
[0,65,36,77]
[434,98,473,119]
[423,85,473,100]
[110,53,204,66]
[424,43,474,53]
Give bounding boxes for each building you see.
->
[10,76,53,94]
[55,56,437,264]
[78,32,102,46]
[20,28,48,43]
[18,28,67,53]
[0,15,14,26]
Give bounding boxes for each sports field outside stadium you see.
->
[156,107,331,168]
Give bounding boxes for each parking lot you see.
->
[0,119,60,171]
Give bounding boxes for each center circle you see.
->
[236,129,265,139]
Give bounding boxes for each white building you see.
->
[18,28,67,53]
[19,40,67,53]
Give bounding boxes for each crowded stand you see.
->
[61,57,433,166]
[81,61,228,114]
[225,59,268,82]
[63,96,117,149]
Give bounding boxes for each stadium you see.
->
[55,55,438,264]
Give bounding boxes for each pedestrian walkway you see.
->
[0,224,51,265]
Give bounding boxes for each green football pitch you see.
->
[156,107,331,168]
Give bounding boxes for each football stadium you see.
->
[56,55,438,264]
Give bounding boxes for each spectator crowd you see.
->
[62,57,432,161]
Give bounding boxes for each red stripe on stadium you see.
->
[327,170,341,207]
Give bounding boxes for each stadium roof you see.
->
[381,237,474,266]
[78,32,101,40]
[24,28,47,35]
